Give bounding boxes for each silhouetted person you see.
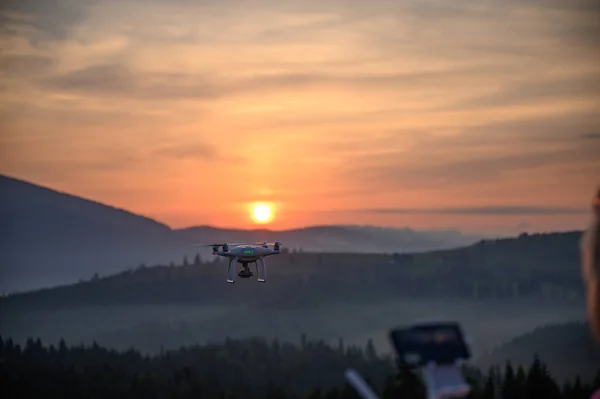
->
[581,188,600,399]
[582,188,600,341]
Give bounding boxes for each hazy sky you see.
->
[1,0,599,234]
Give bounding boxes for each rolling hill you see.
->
[0,223,591,381]
[0,174,480,292]
[0,227,586,310]
[475,321,600,383]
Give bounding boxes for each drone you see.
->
[193,241,282,283]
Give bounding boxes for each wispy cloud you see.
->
[43,64,223,100]
[361,206,588,216]
[0,54,56,77]
[350,147,598,198]
[154,142,220,160]
[0,0,598,232]
[40,62,530,103]
[443,73,600,111]
[1,0,88,41]
[581,133,600,140]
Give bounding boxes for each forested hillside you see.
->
[1,230,585,310]
[1,228,591,388]
[476,321,600,383]
[2,335,598,399]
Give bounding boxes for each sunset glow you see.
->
[250,203,275,225]
[0,0,599,235]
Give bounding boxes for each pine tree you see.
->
[193,253,201,266]
[365,339,377,362]
[525,355,560,399]
[340,382,361,399]
[515,365,526,393]
[571,376,587,399]
[392,366,425,399]
[481,368,495,399]
[501,362,520,399]
[2,332,592,399]
[266,388,289,399]
[183,256,189,266]
[540,359,561,399]
[306,387,323,399]
[562,381,574,399]
[381,375,397,399]
[461,366,484,399]
[324,387,341,399]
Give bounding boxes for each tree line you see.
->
[1,335,598,398]
[0,230,585,310]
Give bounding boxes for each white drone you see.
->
[193,241,282,283]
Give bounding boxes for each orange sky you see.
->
[1,0,599,235]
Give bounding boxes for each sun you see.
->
[250,202,275,224]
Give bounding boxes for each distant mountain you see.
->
[174,224,478,254]
[1,229,586,311]
[0,175,179,292]
[0,174,479,292]
[475,321,600,383]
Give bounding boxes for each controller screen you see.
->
[390,323,470,366]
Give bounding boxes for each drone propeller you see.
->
[254,241,282,245]
[254,241,283,249]
[192,243,245,248]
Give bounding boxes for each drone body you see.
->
[193,241,281,283]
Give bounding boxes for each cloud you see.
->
[443,73,600,111]
[6,0,600,112]
[43,64,222,100]
[152,141,248,166]
[385,146,590,189]
[581,133,600,140]
[457,112,600,142]
[0,54,56,77]
[242,64,522,90]
[154,142,219,160]
[1,0,599,231]
[510,0,600,47]
[39,62,527,102]
[1,0,90,42]
[361,206,588,215]
[44,64,135,94]
[0,149,144,187]
[336,114,600,191]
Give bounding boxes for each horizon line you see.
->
[0,173,589,236]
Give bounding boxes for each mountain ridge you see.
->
[0,174,170,233]
[0,173,481,292]
[475,321,599,382]
[2,174,478,236]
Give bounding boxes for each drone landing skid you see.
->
[256,257,267,283]
[227,257,237,283]
[226,257,267,283]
